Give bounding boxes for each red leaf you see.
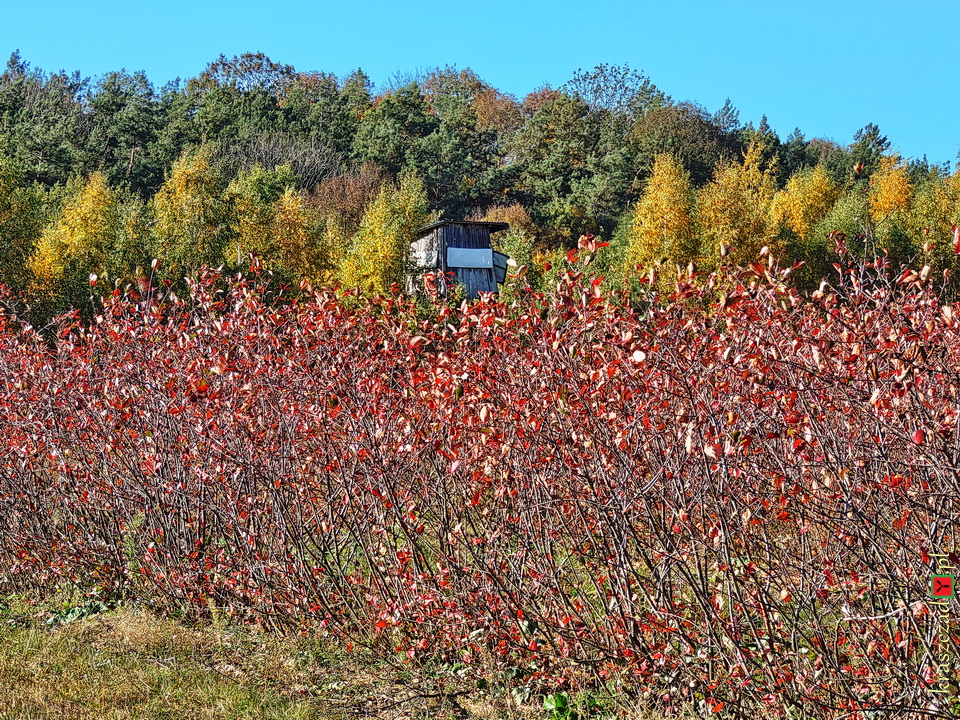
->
[912,429,925,444]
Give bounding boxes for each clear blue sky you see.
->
[2,0,958,167]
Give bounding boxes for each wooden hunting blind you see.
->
[409,221,511,298]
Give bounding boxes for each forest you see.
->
[1,50,958,320]
[2,50,960,719]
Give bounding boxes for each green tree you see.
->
[339,69,374,121]
[508,91,605,242]
[811,189,868,267]
[850,123,889,179]
[150,80,202,176]
[712,98,741,134]
[562,63,667,119]
[174,53,295,158]
[353,84,438,176]
[631,102,736,188]
[190,52,296,97]
[281,71,360,159]
[191,85,284,144]
[85,70,165,193]
[514,65,670,241]
[412,68,501,218]
[0,52,90,186]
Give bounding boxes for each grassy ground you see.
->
[0,594,538,720]
[0,593,718,720]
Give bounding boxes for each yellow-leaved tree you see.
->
[770,164,840,244]
[224,164,331,281]
[696,137,779,267]
[151,147,232,278]
[870,156,913,222]
[908,170,960,279]
[338,171,433,294]
[272,187,328,281]
[625,152,696,279]
[28,172,147,314]
[868,155,915,263]
[768,163,841,289]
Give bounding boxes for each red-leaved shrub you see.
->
[0,248,957,718]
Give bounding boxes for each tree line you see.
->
[1,50,958,320]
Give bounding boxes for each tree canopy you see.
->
[1,50,957,322]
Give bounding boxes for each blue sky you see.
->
[2,0,958,167]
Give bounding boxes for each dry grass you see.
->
[0,595,698,720]
[1,604,310,719]
[0,595,558,720]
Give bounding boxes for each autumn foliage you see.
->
[0,242,957,718]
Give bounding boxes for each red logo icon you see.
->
[930,575,955,599]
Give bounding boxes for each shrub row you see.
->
[0,246,958,718]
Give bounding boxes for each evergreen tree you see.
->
[850,123,890,179]
[0,52,89,186]
[85,70,165,193]
[353,84,438,176]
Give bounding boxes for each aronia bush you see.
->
[0,242,957,718]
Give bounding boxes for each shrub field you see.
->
[1,243,958,718]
